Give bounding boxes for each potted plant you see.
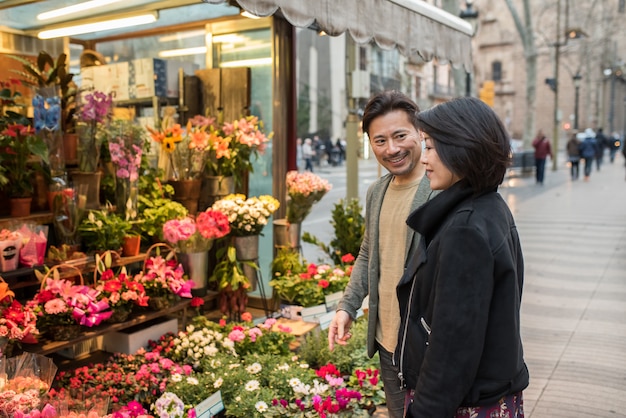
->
[0,123,49,216]
[77,205,131,253]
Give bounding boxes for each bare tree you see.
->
[504,0,538,148]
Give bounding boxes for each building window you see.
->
[492,61,502,82]
[415,76,421,99]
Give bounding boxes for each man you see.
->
[595,128,608,171]
[532,129,552,185]
[327,90,433,418]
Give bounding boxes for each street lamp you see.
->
[573,72,582,130]
[459,0,479,97]
[548,0,585,171]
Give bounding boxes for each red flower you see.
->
[341,253,355,263]
[318,279,330,289]
[190,297,204,308]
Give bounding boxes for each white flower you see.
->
[214,377,223,388]
[245,380,260,391]
[311,379,330,395]
[255,401,269,413]
[246,362,262,374]
[170,374,183,383]
[278,363,290,371]
[289,378,301,387]
[186,377,199,385]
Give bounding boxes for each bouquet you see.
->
[211,194,280,237]
[203,114,271,187]
[147,115,211,180]
[0,280,38,351]
[162,209,231,253]
[27,276,113,337]
[76,91,113,172]
[135,254,193,301]
[285,170,332,224]
[94,266,149,318]
[270,254,354,307]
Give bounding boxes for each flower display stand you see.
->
[198,175,234,211]
[179,251,209,296]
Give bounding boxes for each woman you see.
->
[396,97,528,418]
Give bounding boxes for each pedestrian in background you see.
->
[398,97,528,418]
[328,90,434,418]
[532,129,552,185]
[302,138,314,172]
[595,128,608,171]
[567,133,582,180]
[579,128,597,181]
[609,132,621,163]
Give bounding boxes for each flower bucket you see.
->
[179,251,209,297]
[47,324,82,341]
[199,175,234,211]
[273,219,301,251]
[106,306,132,324]
[169,178,202,215]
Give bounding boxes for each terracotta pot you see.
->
[9,197,32,217]
[122,235,141,257]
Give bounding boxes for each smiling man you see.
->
[328,90,434,418]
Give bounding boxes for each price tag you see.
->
[195,390,224,418]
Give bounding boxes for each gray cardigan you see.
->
[337,173,433,357]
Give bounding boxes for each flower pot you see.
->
[9,196,32,217]
[273,219,301,251]
[148,295,178,311]
[71,171,102,210]
[179,251,209,297]
[122,235,141,257]
[169,178,202,215]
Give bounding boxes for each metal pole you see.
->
[345,36,359,200]
[574,84,580,130]
[552,0,561,171]
[465,72,471,97]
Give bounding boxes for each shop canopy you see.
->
[204,0,474,71]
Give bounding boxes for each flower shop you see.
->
[0,49,378,418]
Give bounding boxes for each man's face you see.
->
[368,110,422,184]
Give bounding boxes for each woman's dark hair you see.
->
[416,97,511,193]
[362,90,420,136]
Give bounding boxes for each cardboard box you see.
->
[129,58,167,99]
[103,317,178,354]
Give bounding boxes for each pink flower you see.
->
[248,327,263,342]
[44,299,67,315]
[228,329,246,342]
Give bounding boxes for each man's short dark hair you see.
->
[416,97,511,193]
[362,90,420,136]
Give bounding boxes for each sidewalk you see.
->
[316,155,626,417]
[506,157,626,417]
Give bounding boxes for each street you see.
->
[303,153,626,417]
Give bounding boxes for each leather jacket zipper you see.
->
[396,275,418,390]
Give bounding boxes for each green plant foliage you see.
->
[78,207,131,252]
[303,198,365,264]
[296,315,378,374]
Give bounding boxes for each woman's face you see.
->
[420,135,462,190]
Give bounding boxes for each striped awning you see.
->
[203,0,473,70]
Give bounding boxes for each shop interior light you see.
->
[219,57,272,68]
[240,10,260,19]
[159,46,207,58]
[37,0,124,21]
[37,12,158,39]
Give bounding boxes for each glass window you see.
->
[492,61,502,82]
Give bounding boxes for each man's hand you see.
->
[328,310,353,351]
